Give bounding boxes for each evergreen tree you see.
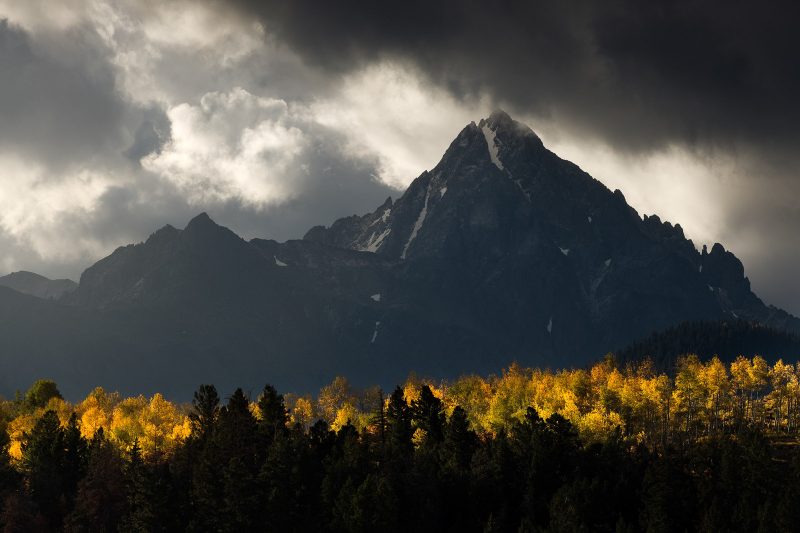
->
[215,388,260,532]
[257,383,288,446]
[61,413,88,514]
[0,419,19,498]
[65,429,127,532]
[411,385,446,446]
[385,387,413,459]
[21,410,66,528]
[640,452,695,533]
[260,427,306,531]
[24,380,62,409]
[120,441,175,533]
[441,406,477,471]
[189,384,219,441]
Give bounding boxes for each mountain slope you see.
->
[0,271,77,300]
[0,111,797,399]
[307,111,799,352]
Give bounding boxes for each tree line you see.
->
[1,354,800,531]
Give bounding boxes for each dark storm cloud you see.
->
[124,106,172,163]
[230,0,800,315]
[0,19,128,169]
[233,0,800,152]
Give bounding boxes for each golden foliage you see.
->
[6,355,800,458]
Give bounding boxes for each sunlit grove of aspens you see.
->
[3,354,800,531]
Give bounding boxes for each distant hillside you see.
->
[616,319,800,370]
[0,271,77,300]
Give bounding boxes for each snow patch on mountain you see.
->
[360,227,391,253]
[547,316,553,334]
[560,247,570,256]
[401,188,431,259]
[439,187,447,198]
[369,208,392,227]
[481,125,504,170]
[370,293,381,302]
[370,321,380,343]
[274,257,287,267]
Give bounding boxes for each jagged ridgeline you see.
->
[0,111,798,398]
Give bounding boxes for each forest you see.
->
[2,354,800,531]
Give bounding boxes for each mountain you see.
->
[0,111,797,399]
[306,111,799,346]
[0,271,77,300]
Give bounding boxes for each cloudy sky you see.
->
[1,0,798,314]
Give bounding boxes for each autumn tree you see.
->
[673,355,705,438]
[768,359,793,431]
[699,356,730,433]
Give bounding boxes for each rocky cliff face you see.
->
[1,111,797,398]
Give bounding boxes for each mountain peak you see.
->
[184,212,218,233]
[486,109,513,127]
[478,109,540,141]
[145,223,180,247]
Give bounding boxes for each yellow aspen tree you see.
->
[446,375,492,433]
[109,396,148,451]
[769,359,793,431]
[699,357,729,434]
[290,396,315,430]
[487,364,533,429]
[673,355,704,438]
[730,356,753,424]
[139,393,187,459]
[318,376,353,425]
[6,413,36,461]
[749,356,770,425]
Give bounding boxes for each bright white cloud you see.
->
[310,62,491,187]
[0,0,86,32]
[0,153,113,268]
[144,88,307,206]
[539,130,734,250]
